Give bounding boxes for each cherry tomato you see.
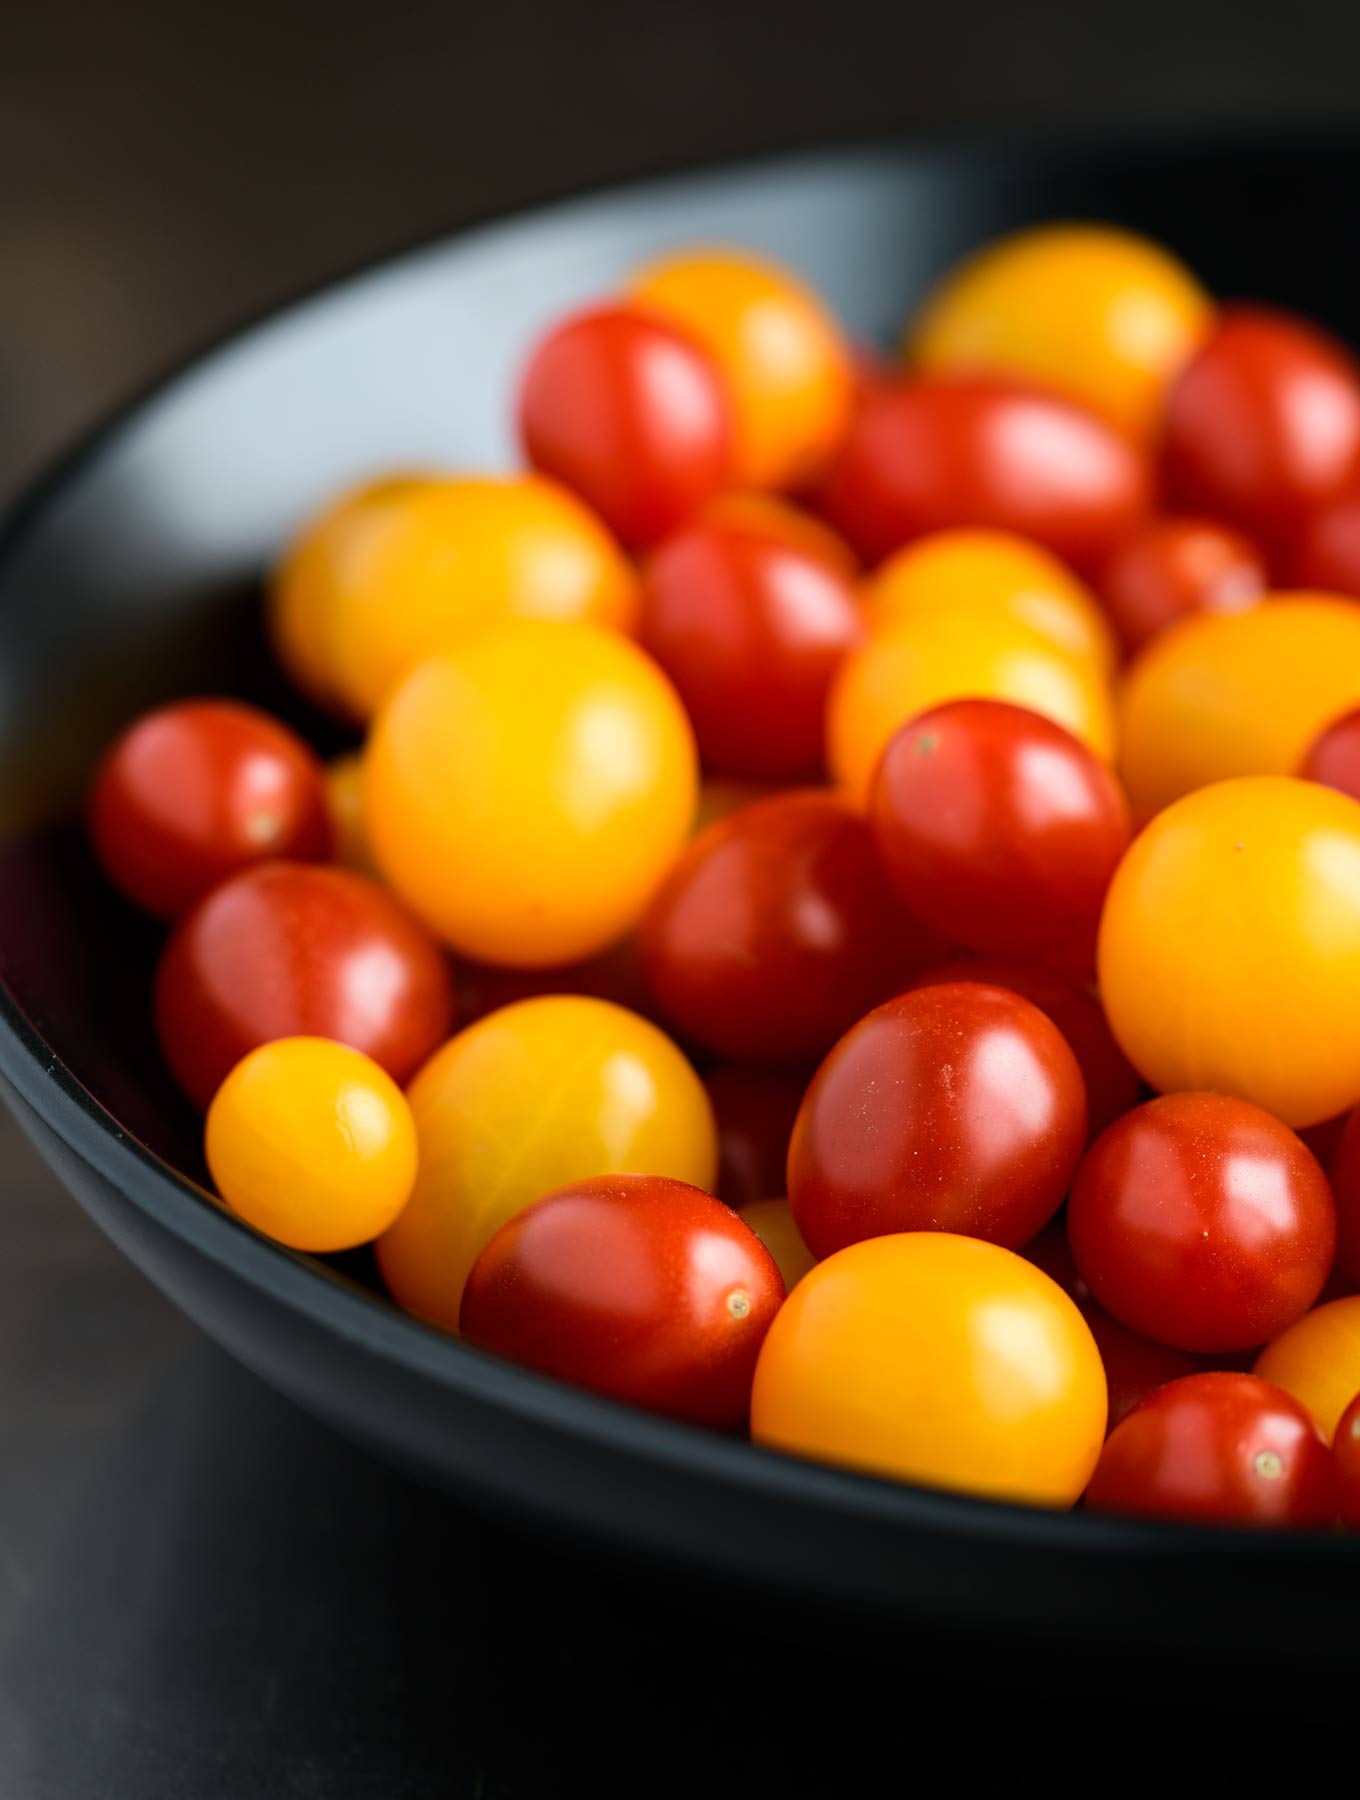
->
[817,377,1151,574]
[205,1038,417,1252]
[88,699,331,918]
[641,790,943,1064]
[1255,1295,1360,1441]
[1335,1390,1360,1528]
[1098,776,1360,1128]
[705,1064,810,1208]
[364,619,697,967]
[1067,1093,1336,1353]
[751,1232,1106,1505]
[517,302,732,548]
[1084,1372,1337,1527]
[788,983,1086,1257]
[1298,706,1360,804]
[461,1174,782,1427]
[1163,305,1360,567]
[870,700,1131,970]
[376,995,716,1331]
[1098,517,1266,656]
[1293,485,1360,592]
[1118,597,1360,820]
[735,1198,816,1292]
[324,753,376,875]
[155,861,454,1110]
[630,250,853,492]
[908,224,1212,441]
[702,492,859,575]
[1327,1111,1360,1293]
[639,521,864,778]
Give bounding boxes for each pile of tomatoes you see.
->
[86,222,1360,1531]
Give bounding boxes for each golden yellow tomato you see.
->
[324,753,376,875]
[364,619,697,966]
[205,1037,418,1252]
[751,1232,1106,1506]
[827,609,1116,802]
[631,251,853,492]
[1099,776,1360,1128]
[1255,1296,1360,1442]
[736,1198,817,1292]
[1118,595,1360,820]
[908,223,1213,440]
[376,995,717,1330]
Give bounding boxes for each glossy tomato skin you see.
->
[1084,1372,1337,1528]
[1335,1390,1360,1529]
[1068,1093,1336,1354]
[155,862,455,1110]
[88,699,331,918]
[705,1064,811,1209]
[1294,486,1360,592]
[788,982,1087,1257]
[870,700,1131,970]
[639,522,864,778]
[816,376,1151,574]
[1299,707,1360,805]
[641,790,943,1064]
[460,1175,783,1428]
[1326,1108,1360,1292]
[1098,517,1265,656]
[517,303,732,549]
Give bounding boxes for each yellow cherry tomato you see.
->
[751,1233,1106,1506]
[205,1037,418,1252]
[1118,595,1360,820]
[908,223,1213,441]
[376,994,717,1330]
[827,609,1116,802]
[863,528,1117,679]
[364,619,697,966]
[324,753,376,875]
[631,251,853,492]
[1255,1296,1360,1442]
[737,1199,817,1292]
[702,492,860,576]
[1099,776,1360,1128]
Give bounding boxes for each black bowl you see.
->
[3,131,1359,1660]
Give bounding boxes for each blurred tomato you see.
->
[705,1064,810,1209]
[702,492,859,575]
[1335,1390,1360,1529]
[454,934,660,1031]
[1327,1109,1360,1292]
[735,1198,816,1292]
[1294,485,1360,592]
[1298,706,1360,804]
[1098,517,1265,655]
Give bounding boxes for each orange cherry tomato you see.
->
[1255,1295,1360,1442]
[736,1198,817,1292]
[751,1232,1106,1506]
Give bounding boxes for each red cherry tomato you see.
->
[156,862,454,1109]
[1084,1371,1337,1528]
[517,302,732,549]
[1162,306,1360,566]
[705,1064,810,1208]
[1336,1390,1360,1529]
[88,699,331,918]
[1294,486,1360,592]
[816,376,1151,573]
[870,700,1131,972]
[1098,517,1266,655]
[1298,706,1360,804]
[641,790,943,1064]
[459,1174,784,1427]
[1068,1093,1336,1353]
[1326,1108,1360,1292]
[639,522,864,778]
[788,982,1087,1257]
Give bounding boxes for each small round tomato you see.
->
[1335,1391,1360,1528]
[155,862,454,1110]
[1294,486,1360,593]
[376,996,716,1331]
[639,521,863,778]
[1084,1372,1337,1527]
[364,619,697,967]
[461,1175,782,1427]
[641,791,942,1065]
[1098,517,1266,655]
[702,492,859,575]
[1327,1110,1360,1291]
[1255,1296,1360,1442]
[870,700,1131,969]
[630,250,853,492]
[705,1064,810,1209]
[789,983,1086,1257]
[817,377,1151,574]
[517,303,732,548]
[751,1232,1106,1505]
[735,1198,816,1292]
[1067,1093,1336,1354]
[1298,706,1360,804]
[1098,777,1360,1128]
[205,1037,417,1252]
[1163,306,1360,567]
[88,699,331,918]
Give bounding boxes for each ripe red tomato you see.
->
[1335,1390,1360,1529]
[816,376,1151,573]
[1097,517,1266,655]
[641,790,943,1064]
[1084,1371,1337,1527]
[788,982,1087,1257]
[1294,486,1360,592]
[1162,306,1360,566]
[459,1174,784,1427]
[1068,1093,1336,1353]
[517,303,732,548]
[1298,707,1360,804]
[705,1064,810,1208]
[156,862,454,1109]
[88,698,331,918]
[1326,1108,1360,1292]
[870,700,1131,971]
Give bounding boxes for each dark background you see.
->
[5,4,1360,1794]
